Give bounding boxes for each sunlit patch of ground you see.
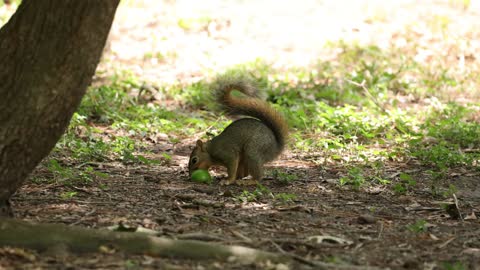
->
[106,0,480,100]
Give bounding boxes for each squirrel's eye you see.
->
[191,157,198,165]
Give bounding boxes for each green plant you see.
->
[48,159,75,180]
[235,184,274,203]
[275,193,297,203]
[82,166,108,179]
[442,184,458,198]
[47,159,107,186]
[409,104,480,173]
[177,16,212,31]
[442,261,466,270]
[124,259,138,269]
[407,219,428,233]
[111,136,139,164]
[272,170,299,185]
[161,153,173,164]
[393,173,417,195]
[370,160,390,185]
[60,191,78,199]
[339,167,365,189]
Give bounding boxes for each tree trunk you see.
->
[0,0,120,210]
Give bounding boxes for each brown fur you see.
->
[188,77,288,186]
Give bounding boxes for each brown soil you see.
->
[7,145,480,269]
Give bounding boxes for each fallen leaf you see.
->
[307,235,353,245]
[464,211,477,220]
[463,248,480,257]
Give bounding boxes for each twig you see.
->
[230,229,253,244]
[453,194,464,221]
[377,222,384,239]
[346,79,408,135]
[175,194,196,201]
[268,238,387,270]
[261,237,387,269]
[12,197,120,205]
[438,237,455,249]
[75,162,105,169]
[70,209,96,226]
[192,186,215,195]
[177,232,224,242]
[192,199,223,208]
[268,240,320,268]
[346,79,386,112]
[71,186,93,194]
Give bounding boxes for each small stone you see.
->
[445,203,461,219]
[357,214,377,224]
[222,190,233,197]
[275,263,290,270]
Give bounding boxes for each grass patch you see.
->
[42,39,479,197]
[54,72,229,164]
[409,103,480,170]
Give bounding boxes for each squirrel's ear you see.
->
[196,140,205,150]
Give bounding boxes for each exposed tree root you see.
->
[0,219,386,270]
[0,218,288,264]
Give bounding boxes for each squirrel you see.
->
[188,76,288,186]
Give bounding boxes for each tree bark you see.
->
[0,0,120,208]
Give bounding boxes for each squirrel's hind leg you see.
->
[220,156,239,186]
[236,159,249,179]
[239,153,264,186]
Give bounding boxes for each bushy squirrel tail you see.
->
[214,76,288,151]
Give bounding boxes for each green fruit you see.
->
[191,169,212,184]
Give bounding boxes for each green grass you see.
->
[54,73,230,165]
[407,219,428,233]
[177,16,213,31]
[235,184,274,203]
[32,159,108,192]
[233,184,297,204]
[409,103,480,171]
[442,261,467,270]
[392,173,417,195]
[260,43,478,193]
[41,39,479,196]
[272,169,299,185]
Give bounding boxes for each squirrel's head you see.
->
[188,140,212,175]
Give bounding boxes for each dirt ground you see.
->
[6,144,480,269]
[2,0,480,269]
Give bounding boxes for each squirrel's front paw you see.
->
[220,179,236,186]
